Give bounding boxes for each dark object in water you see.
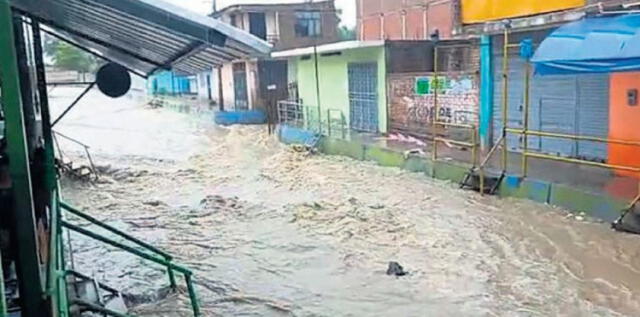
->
[613,206,640,234]
[386,261,408,276]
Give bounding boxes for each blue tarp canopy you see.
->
[532,14,640,75]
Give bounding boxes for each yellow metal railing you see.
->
[494,27,640,208]
[431,43,480,178]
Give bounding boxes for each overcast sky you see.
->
[166,0,356,27]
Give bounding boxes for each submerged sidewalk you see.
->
[278,124,635,223]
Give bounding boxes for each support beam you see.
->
[0,2,47,316]
[31,21,57,193]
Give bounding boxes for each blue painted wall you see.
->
[148,71,191,95]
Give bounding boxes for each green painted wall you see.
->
[294,46,388,133]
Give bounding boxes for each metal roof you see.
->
[10,0,272,76]
[271,41,385,59]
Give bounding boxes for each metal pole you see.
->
[313,45,322,133]
[60,221,193,275]
[0,250,6,317]
[51,82,96,127]
[0,4,47,315]
[60,202,174,259]
[32,21,57,192]
[501,28,509,174]
[186,274,201,316]
[522,60,531,177]
[432,46,440,167]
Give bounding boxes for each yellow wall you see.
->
[461,0,585,24]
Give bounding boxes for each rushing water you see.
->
[53,88,640,316]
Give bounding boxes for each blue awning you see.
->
[532,14,640,75]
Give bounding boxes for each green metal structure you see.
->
[0,0,270,316]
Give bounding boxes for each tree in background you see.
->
[338,25,356,41]
[44,36,97,73]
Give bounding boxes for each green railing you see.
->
[45,196,201,316]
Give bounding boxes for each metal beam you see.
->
[0,2,46,316]
[51,82,96,127]
[150,41,206,75]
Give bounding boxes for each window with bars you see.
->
[295,11,322,38]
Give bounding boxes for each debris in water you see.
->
[142,199,165,207]
[386,261,408,276]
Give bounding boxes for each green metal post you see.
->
[0,250,6,317]
[167,258,177,290]
[0,3,47,316]
[185,274,201,316]
[32,19,58,220]
[61,202,174,259]
[61,221,192,275]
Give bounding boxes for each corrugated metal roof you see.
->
[10,0,271,76]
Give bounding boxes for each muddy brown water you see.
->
[53,88,640,316]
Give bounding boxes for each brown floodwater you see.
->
[53,88,640,316]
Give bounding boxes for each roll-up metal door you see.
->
[576,74,609,162]
[493,52,609,161]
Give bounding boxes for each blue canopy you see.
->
[532,14,640,75]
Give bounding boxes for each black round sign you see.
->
[96,63,131,98]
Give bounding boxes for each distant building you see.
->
[356,0,459,41]
[207,1,340,111]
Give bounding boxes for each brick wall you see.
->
[274,1,340,51]
[357,0,456,40]
[387,43,480,140]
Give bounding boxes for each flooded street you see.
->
[53,88,640,316]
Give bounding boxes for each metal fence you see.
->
[277,100,347,138]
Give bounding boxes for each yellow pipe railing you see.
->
[430,44,480,177]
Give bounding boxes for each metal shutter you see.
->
[576,74,609,162]
[493,53,609,161]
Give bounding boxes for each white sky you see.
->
[165,0,356,27]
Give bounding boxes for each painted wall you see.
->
[220,63,235,109]
[461,0,585,24]
[148,71,191,95]
[609,72,640,178]
[295,46,388,133]
[388,72,479,139]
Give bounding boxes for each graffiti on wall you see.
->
[389,73,479,137]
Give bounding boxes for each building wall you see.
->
[388,43,480,139]
[357,0,455,41]
[216,1,339,51]
[148,71,191,95]
[196,69,220,104]
[609,72,640,178]
[461,0,585,24]
[295,46,388,133]
[274,2,340,51]
[220,63,235,109]
[219,61,261,110]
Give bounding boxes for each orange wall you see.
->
[609,72,640,178]
[461,0,585,24]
